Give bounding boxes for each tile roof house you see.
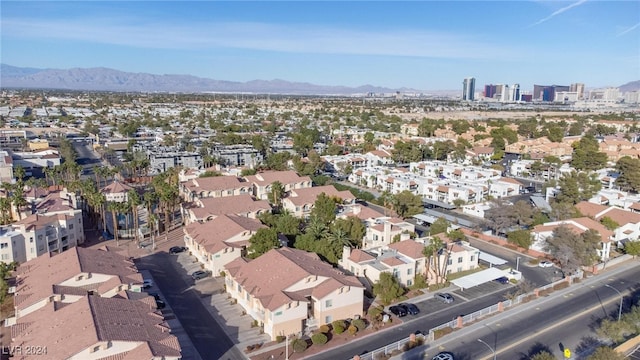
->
[183,214,266,275]
[179,175,253,202]
[282,185,356,218]
[576,201,640,246]
[244,170,312,201]
[13,246,143,318]
[184,194,272,224]
[11,296,180,360]
[224,247,364,340]
[100,181,134,203]
[532,217,614,261]
[362,217,415,249]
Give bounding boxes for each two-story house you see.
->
[183,214,265,275]
[224,247,363,340]
[362,217,415,249]
[281,185,355,218]
[183,194,271,224]
[531,217,614,260]
[179,176,252,201]
[244,170,312,201]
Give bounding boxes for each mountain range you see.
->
[0,64,423,95]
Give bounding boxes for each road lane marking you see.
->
[477,294,623,360]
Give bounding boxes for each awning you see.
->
[450,267,507,290]
[479,252,508,266]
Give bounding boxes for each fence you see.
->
[355,334,427,360]
[355,270,586,359]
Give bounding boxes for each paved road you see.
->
[307,285,513,360]
[136,252,246,360]
[400,262,640,360]
[72,140,104,180]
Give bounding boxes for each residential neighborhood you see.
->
[0,88,639,360]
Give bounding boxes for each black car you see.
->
[169,246,187,254]
[494,276,510,284]
[191,270,210,280]
[399,303,420,315]
[155,299,166,309]
[389,305,408,317]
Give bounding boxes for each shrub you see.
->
[276,335,286,343]
[352,318,367,332]
[368,306,383,320]
[348,324,358,335]
[433,327,454,340]
[319,324,330,334]
[311,333,328,345]
[292,338,308,353]
[246,345,254,352]
[332,320,346,334]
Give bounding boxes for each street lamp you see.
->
[516,256,521,272]
[478,338,496,360]
[285,334,290,360]
[605,284,623,322]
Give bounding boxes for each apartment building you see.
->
[11,296,180,360]
[13,246,144,318]
[183,214,265,275]
[184,194,271,224]
[211,144,263,168]
[244,170,312,201]
[362,217,415,249]
[0,191,84,264]
[180,175,252,201]
[101,180,134,203]
[224,247,364,340]
[531,217,614,261]
[576,201,640,247]
[0,150,14,183]
[281,185,355,218]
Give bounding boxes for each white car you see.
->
[432,352,454,360]
[539,261,553,268]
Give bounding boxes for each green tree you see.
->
[571,134,608,171]
[615,156,640,193]
[586,346,625,360]
[624,241,640,258]
[546,226,600,275]
[556,171,602,205]
[372,272,405,305]
[600,216,620,231]
[507,230,532,249]
[310,193,337,226]
[423,235,447,284]
[391,190,423,218]
[429,217,450,235]
[530,352,556,360]
[247,228,280,259]
[268,181,285,209]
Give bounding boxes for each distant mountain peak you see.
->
[0,64,421,95]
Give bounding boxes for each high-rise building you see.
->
[484,84,497,99]
[500,85,510,102]
[510,84,521,102]
[533,84,570,101]
[570,83,585,100]
[462,77,475,101]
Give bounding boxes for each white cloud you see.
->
[530,0,588,27]
[1,17,521,60]
[617,22,640,37]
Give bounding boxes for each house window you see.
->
[407,279,413,286]
[69,224,74,230]
[447,259,452,265]
[325,315,332,324]
[407,268,412,275]
[325,299,333,308]
[275,311,282,316]
[470,255,474,262]
[0,243,7,249]
[458,257,463,263]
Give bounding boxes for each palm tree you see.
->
[107,202,121,246]
[326,226,351,247]
[269,181,285,209]
[10,184,28,220]
[0,197,12,225]
[127,189,142,245]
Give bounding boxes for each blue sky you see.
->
[1,1,639,91]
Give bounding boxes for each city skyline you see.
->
[2,1,639,91]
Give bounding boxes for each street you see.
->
[136,252,246,360]
[400,262,640,360]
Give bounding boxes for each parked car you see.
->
[389,305,408,317]
[148,292,161,301]
[400,303,420,315]
[169,246,187,254]
[155,299,166,309]
[435,293,454,304]
[142,279,153,289]
[494,276,510,284]
[191,270,210,280]
[432,352,455,360]
[539,260,554,268]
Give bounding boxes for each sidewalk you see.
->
[390,258,640,360]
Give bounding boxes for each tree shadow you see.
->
[575,335,604,359]
[516,341,553,360]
